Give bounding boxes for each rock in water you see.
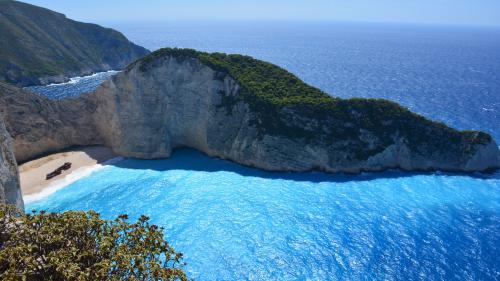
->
[89,48,500,173]
[0,116,23,210]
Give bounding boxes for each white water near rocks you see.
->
[25,70,119,100]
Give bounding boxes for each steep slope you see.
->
[89,48,500,173]
[0,116,23,210]
[0,0,149,86]
[0,49,498,174]
[0,82,101,163]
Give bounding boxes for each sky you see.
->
[21,0,500,27]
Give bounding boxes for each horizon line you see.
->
[91,19,500,29]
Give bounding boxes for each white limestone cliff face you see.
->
[0,53,498,193]
[89,57,244,160]
[464,140,500,172]
[88,56,500,173]
[0,116,23,210]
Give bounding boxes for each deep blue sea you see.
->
[26,22,500,280]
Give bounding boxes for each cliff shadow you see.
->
[107,148,500,184]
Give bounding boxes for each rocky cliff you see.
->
[0,0,149,86]
[0,115,23,209]
[88,48,500,173]
[0,82,101,163]
[0,80,98,210]
[0,49,499,178]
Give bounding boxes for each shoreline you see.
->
[18,143,500,205]
[20,146,120,204]
[44,70,120,87]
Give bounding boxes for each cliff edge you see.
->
[88,48,500,173]
[0,48,498,193]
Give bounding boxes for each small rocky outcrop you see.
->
[0,116,23,210]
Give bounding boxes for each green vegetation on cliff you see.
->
[138,48,331,105]
[0,0,149,86]
[137,48,491,161]
[0,205,187,280]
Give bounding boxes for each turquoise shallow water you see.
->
[21,22,500,280]
[26,149,500,280]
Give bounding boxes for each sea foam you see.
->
[25,70,120,100]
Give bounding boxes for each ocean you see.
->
[25,22,500,280]
[26,70,118,100]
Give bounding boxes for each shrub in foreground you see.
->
[0,205,187,280]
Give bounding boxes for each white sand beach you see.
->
[19,146,118,200]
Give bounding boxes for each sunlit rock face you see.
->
[0,82,102,163]
[0,116,23,210]
[0,50,498,183]
[88,51,500,173]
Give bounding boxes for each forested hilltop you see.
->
[0,0,149,86]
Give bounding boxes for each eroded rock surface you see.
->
[0,50,498,184]
[0,116,23,210]
[0,83,101,163]
[88,51,500,173]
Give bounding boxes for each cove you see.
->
[26,149,500,280]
